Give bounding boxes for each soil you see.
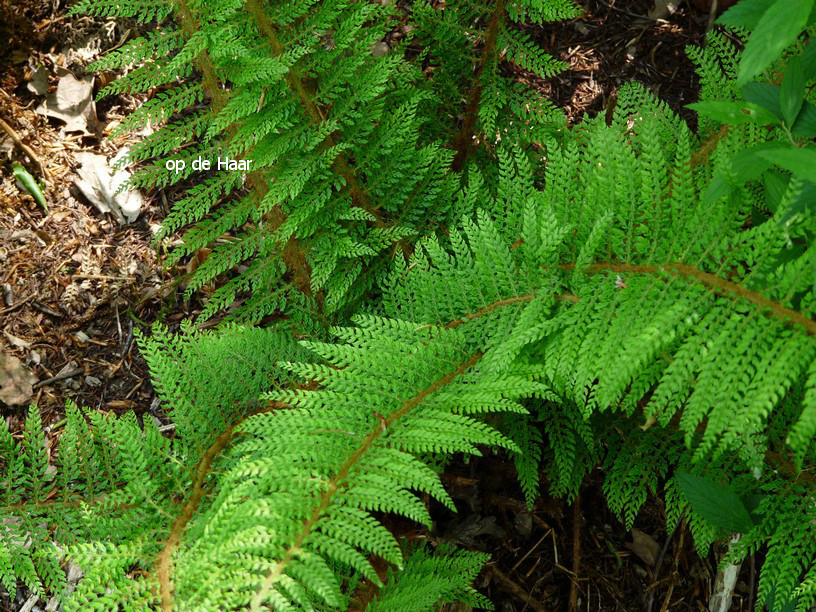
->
[0,2,196,441]
[526,0,714,126]
[0,0,750,610]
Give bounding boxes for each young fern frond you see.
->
[163,316,527,609]
[365,544,492,610]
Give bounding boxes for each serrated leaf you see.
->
[688,100,780,126]
[756,146,816,182]
[801,40,816,80]
[675,471,756,534]
[728,143,777,182]
[763,170,790,212]
[791,102,816,137]
[781,57,806,125]
[741,83,782,120]
[717,0,769,30]
[778,181,816,226]
[736,0,814,87]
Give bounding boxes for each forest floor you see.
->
[0,0,752,610]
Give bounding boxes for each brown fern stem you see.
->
[174,0,314,298]
[432,257,816,336]
[156,402,290,611]
[444,294,537,328]
[690,125,730,167]
[245,0,386,229]
[250,352,484,609]
[451,0,508,172]
[577,262,816,337]
[157,427,232,611]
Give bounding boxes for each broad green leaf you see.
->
[741,493,767,524]
[779,181,816,226]
[717,0,769,30]
[741,83,782,120]
[792,102,816,137]
[703,174,732,204]
[688,100,780,126]
[763,170,790,212]
[736,0,814,87]
[729,143,777,182]
[781,57,806,125]
[801,40,816,80]
[675,471,756,534]
[757,146,816,182]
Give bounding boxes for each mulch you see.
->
[0,3,186,441]
[0,0,748,610]
[524,0,713,125]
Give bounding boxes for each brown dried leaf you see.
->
[0,350,38,406]
[647,0,681,20]
[74,151,144,223]
[626,528,660,566]
[35,70,98,135]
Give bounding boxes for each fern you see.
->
[4,0,815,609]
[366,544,492,610]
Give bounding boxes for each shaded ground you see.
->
[527,0,712,125]
[0,2,194,442]
[0,0,749,610]
[432,455,758,611]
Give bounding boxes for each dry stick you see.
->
[659,521,685,612]
[32,367,83,390]
[486,565,550,612]
[568,490,582,611]
[250,352,484,609]
[451,0,508,172]
[0,117,51,181]
[646,524,678,612]
[747,554,756,611]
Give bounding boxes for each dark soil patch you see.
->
[523,0,715,126]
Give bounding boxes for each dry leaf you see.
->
[74,150,144,223]
[648,0,681,20]
[3,332,31,349]
[27,63,49,96]
[371,42,389,57]
[0,350,38,406]
[35,69,98,134]
[626,528,660,566]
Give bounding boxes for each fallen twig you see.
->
[486,565,549,612]
[33,367,83,390]
[31,301,63,318]
[646,523,679,612]
[0,117,51,181]
[569,491,582,611]
[0,294,34,316]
